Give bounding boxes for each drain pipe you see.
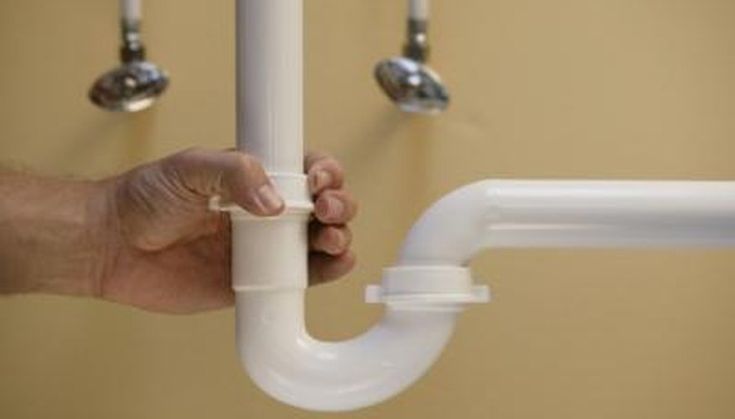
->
[229,0,485,412]
[228,0,735,412]
[398,180,735,266]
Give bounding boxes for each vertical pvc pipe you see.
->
[232,0,309,293]
[237,0,303,174]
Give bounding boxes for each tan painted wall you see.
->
[2,1,735,418]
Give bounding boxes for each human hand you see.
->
[96,148,357,313]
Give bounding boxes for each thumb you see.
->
[165,148,285,216]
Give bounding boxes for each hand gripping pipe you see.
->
[226,0,735,412]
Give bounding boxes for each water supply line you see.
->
[405,0,430,62]
[225,0,735,412]
[374,0,450,114]
[89,0,169,112]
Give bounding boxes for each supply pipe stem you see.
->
[409,0,430,20]
[119,0,144,62]
[405,0,430,62]
[120,0,141,24]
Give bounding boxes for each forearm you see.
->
[0,171,109,296]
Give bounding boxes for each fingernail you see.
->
[310,170,331,192]
[256,184,284,213]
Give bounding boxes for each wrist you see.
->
[35,179,113,297]
[82,178,121,299]
[0,173,115,297]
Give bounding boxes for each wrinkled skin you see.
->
[98,148,358,314]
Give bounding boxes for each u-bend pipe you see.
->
[226,0,735,412]
[231,177,735,412]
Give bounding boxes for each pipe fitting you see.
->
[236,269,487,412]
[217,173,312,292]
[366,266,490,308]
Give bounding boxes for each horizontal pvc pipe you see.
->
[409,0,430,20]
[399,180,735,265]
[120,0,141,23]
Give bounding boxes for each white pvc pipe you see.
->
[399,180,735,265]
[231,0,735,413]
[237,292,458,411]
[120,0,141,24]
[232,0,469,412]
[409,0,430,21]
[233,177,735,411]
[237,0,303,174]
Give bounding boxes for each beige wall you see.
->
[2,0,735,418]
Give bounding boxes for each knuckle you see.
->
[164,147,206,176]
[236,153,255,171]
[320,158,345,180]
[235,154,265,179]
[305,151,327,168]
[308,153,344,174]
[321,156,342,171]
[173,147,203,163]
